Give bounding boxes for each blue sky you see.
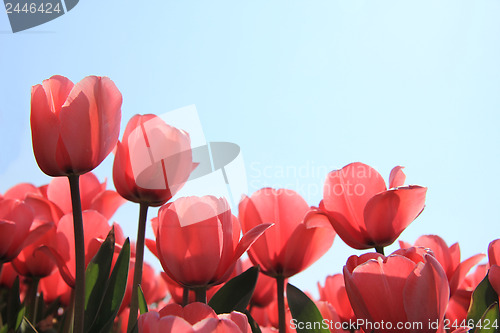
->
[1,1,500,297]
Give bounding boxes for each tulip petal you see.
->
[281,212,335,277]
[0,221,16,260]
[404,254,449,333]
[31,84,63,176]
[449,253,486,296]
[238,195,274,274]
[348,255,415,327]
[41,75,74,115]
[388,166,406,189]
[488,265,500,295]
[37,245,75,287]
[323,162,386,233]
[90,190,126,220]
[414,235,454,278]
[488,239,500,267]
[4,183,42,200]
[365,186,427,247]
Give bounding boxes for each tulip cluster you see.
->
[0,74,497,333]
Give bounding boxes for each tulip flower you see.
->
[138,302,252,333]
[30,74,122,333]
[317,274,354,325]
[154,196,271,303]
[343,252,449,333]
[30,75,122,177]
[0,199,37,264]
[399,235,485,296]
[446,264,487,324]
[113,114,194,207]
[239,188,335,333]
[46,172,125,220]
[114,114,195,330]
[241,260,276,309]
[321,162,427,254]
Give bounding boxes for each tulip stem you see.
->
[127,202,149,332]
[375,246,385,255]
[68,174,85,333]
[25,277,40,324]
[194,287,207,304]
[182,287,189,306]
[276,275,286,333]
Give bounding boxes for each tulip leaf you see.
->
[473,302,500,333]
[84,227,115,332]
[467,272,499,328]
[209,266,259,314]
[138,285,148,314]
[5,277,24,331]
[287,283,329,333]
[87,238,130,333]
[20,317,38,333]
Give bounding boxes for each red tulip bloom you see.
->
[31,75,122,177]
[0,199,38,263]
[138,302,251,332]
[113,114,195,206]
[40,210,111,287]
[154,196,271,288]
[239,188,335,278]
[242,260,276,308]
[318,274,354,324]
[46,172,125,220]
[399,235,485,296]
[321,163,427,250]
[446,264,487,324]
[344,252,449,333]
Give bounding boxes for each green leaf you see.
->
[19,317,38,333]
[208,266,259,314]
[6,277,24,331]
[473,302,500,333]
[468,272,499,327]
[0,326,8,333]
[138,285,148,315]
[84,228,115,332]
[287,283,329,333]
[87,238,130,333]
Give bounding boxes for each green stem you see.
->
[182,287,189,306]
[127,203,149,332]
[68,174,85,333]
[375,246,385,255]
[62,289,75,333]
[25,277,40,324]
[276,275,286,333]
[194,287,207,304]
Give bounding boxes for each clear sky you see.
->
[1,1,500,297]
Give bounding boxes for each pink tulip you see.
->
[239,188,335,278]
[0,199,38,263]
[399,235,485,296]
[321,163,427,251]
[138,302,251,333]
[113,114,194,207]
[344,252,449,333]
[317,274,354,324]
[154,196,271,289]
[31,75,122,177]
[45,172,125,220]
